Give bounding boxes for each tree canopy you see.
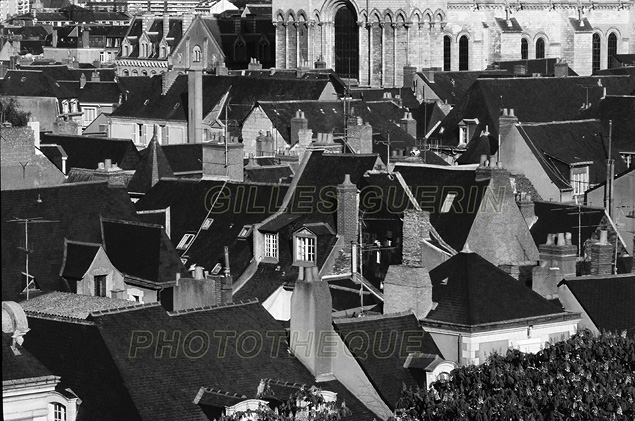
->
[394,330,635,421]
[0,97,31,127]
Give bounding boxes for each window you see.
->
[458,35,469,71]
[160,45,167,58]
[70,99,78,113]
[264,233,278,259]
[458,125,468,146]
[192,45,202,62]
[441,192,457,213]
[443,36,451,71]
[84,107,97,125]
[100,51,106,62]
[123,69,129,76]
[296,235,315,263]
[52,403,66,421]
[238,225,253,238]
[259,40,269,60]
[234,41,246,62]
[570,166,589,196]
[177,233,195,250]
[436,372,450,382]
[137,123,145,144]
[142,70,148,76]
[607,33,617,68]
[94,275,107,297]
[535,38,545,59]
[201,218,214,230]
[521,38,528,60]
[592,33,601,72]
[61,100,69,114]
[132,69,138,76]
[123,44,129,56]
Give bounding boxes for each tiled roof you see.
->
[101,218,184,285]
[434,75,635,144]
[1,182,138,301]
[560,274,635,336]
[578,95,635,153]
[60,240,100,279]
[2,332,54,383]
[333,312,442,409]
[159,144,203,173]
[0,70,77,98]
[427,252,568,326]
[41,133,141,172]
[517,120,627,188]
[20,291,136,320]
[415,70,508,105]
[127,135,174,194]
[394,164,490,251]
[244,164,293,183]
[20,65,117,82]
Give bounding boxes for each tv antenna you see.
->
[7,216,59,300]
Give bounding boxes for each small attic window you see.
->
[238,225,253,238]
[144,99,150,106]
[176,233,196,250]
[440,193,457,213]
[201,218,214,230]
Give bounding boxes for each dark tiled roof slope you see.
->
[1,70,76,98]
[1,182,138,301]
[127,136,174,194]
[61,241,100,279]
[2,332,53,382]
[562,275,635,336]
[578,95,635,153]
[160,143,203,173]
[334,313,441,409]
[493,58,578,76]
[40,133,141,171]
[427,252,566,325]
[415,70,508,105]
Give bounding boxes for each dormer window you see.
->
[160,45,167,58]
[264,233,278,259]
[293,228,316,266]
[70,99,78,113]
[123,44,129,56]
[570,164,590,196]
[61,100,69,114]
[141,42,149,57]
[458,118,479,147]
[192,45,202,62]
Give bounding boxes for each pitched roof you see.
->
[20,291,136,320]
[560,274,635,336]
[41,133,141,172]
[160,143,203,174]
[0,70,77,98]
[101,218,183,285]
[60,240,101,279]
[415,70,508,105]
[334,312,442,409]
[127,134,174,194]
[244,164,293,183]
[426,252,570,326]
[517,120,627,187]
[492,58,578,76]
[578,95,635,153]
[2,332,54,383]
[1,182,138,301]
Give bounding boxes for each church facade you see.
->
[272,0,634,87]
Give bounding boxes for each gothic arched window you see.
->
[443,36,451,71]
[459,35,469,70]
[192,45,202,62]
[607,33,617,69]
[536,38,545,59]
[592,33,601,72]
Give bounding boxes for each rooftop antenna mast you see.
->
[7,216,59,300]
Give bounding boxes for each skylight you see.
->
[440,193,457,213]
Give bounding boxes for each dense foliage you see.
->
[0,97,31,127]
[395,330,635,420]
[220,385,352,421]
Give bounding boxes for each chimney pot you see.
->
[556,232,566,246]
[105,158,112,169]
[545,233,555,245]
[599,230,608,245]
[509,108,515,117]
[98,162,105,170]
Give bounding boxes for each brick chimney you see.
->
[91,70,100,82]
[384,265,434,319]
[290,265,335,381]
[202,140,244,181]
[290,109,308,146]
[187,69,203,143]
[538,232,577,278]
[347,120,373,154]
[402,209,430,266]
[248,58,262,70]
[590,230,613,275]
[141,13,154,33]
[182,12,194,32]
[337,174,358,246]
[399,111,416,138]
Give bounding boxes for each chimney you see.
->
[290,110,308,145]
[384,265,434,319]
[403,65,417,89]
[221,246,233,304]
[202,141,245,181]
[590,230,613,275]
[513,64,526,75]
[52,28,58,47]
[290,265,335,381]
[314,56,326,69]
[182,12,194,31]
[337,174,358,246]
[187,69,203,143]
[538,232,577,278]
[297,128,313,149]
[532,260,563,298]
[347,121,373,154]
[81,26,90,48]
[248,58,262,70]
[499,107,519,146]
[421,68,438,83]
[91,70,100,82]
[162,7,169,37]
[516,193,537,228]
[402,209,431,266]
[554,62,568,77]
[79,72,87,89]
[399,111,417,138]
[142,13,154,33]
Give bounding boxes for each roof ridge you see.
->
[64,239,102,247]
[333,310,414,324]
[101,217,163,229]
[167,298,260,316]
[2,180,108,192]
[25,310,96,325]
[89,301,161,317]
[263,378,308,389]
[521,119,600,126]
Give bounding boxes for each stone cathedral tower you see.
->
[272,0,634,87]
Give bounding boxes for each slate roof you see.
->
[394,164,490,252]
[159,144,203,174]
[127,134,174,194]
[334,312,442,409]
[60,240,101,279]
[40,133,141,171]
[135,179,288,279]
[493,58,578,77]
[21,291,136,320]
[19,64,117,82]
[244,164,293,183]
[559,274,635,336]
[121,17,183,59]
[1,182,138,301]
[426,252,570,326]
[517,120,627,188]
[57,80,123,104]
[433,75,635,144]
[456,133,498,164]
[101,218,184,285]
[415,70,508,105]
[0,70,77,98]
[2,332,54,383]
[578,95,635,153]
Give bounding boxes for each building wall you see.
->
[272,0,633,87]
[108,118,188,147]
[11,97,58,132]
[3,384,78,421]
[241,106,287,156]
[77,248,127,298]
